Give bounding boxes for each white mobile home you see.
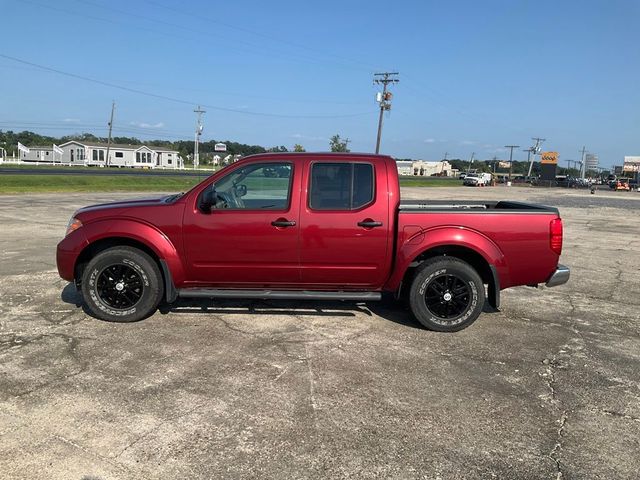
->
[58,141,180,168]
[20,146,57,163]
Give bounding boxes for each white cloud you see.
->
[461,140,476,145]
[130,121,165,129]
[291,133,325,141]
[62,118,80,123]
[424,138,436,143]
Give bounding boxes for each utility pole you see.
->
[105,101,115,167]
[579,146,587,179]
[504,145,520,183]
[193,105,206,169]
[373,72,399,154]
[467,152,475,173]
[443,152,449,161]
[526,137,545,177]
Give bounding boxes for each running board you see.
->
[177,289,382,301]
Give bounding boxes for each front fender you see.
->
[384,226,508,291]
[80,219,186,285]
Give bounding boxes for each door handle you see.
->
[357,220,383,228]
[271,219,296,228]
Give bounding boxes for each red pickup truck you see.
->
[57,153,569,332]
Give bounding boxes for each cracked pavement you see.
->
[0,187,639,479]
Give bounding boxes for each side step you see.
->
[177,289,382,302]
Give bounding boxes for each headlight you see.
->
[66,217,83,237]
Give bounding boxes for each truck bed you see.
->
[399,200,559,214]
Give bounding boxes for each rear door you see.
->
[298,157,391,288]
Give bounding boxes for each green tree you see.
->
[267,145,288,153]
[329,134,350,152]
[293,143,305,152]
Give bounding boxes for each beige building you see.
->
[411,160,456,177]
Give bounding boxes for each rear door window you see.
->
[309,162,374,210]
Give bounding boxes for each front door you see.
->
[299,159,391,288]
[183,161,301,286]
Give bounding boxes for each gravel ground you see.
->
[1,186,639,479]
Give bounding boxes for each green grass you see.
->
[399,176,462,187]
[0,174,203,194]
[0,172,463,194]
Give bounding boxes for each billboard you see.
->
[541,151,559,165]
[214,142,227,152]
[623,156,640,172]
[498,161,511,168]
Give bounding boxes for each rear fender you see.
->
[79,219,186,285]
[385,226,507,293]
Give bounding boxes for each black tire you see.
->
[409,256,485,332]
[81,246,163,322]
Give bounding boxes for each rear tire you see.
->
[81,246,163,322]
[409,256,485,332]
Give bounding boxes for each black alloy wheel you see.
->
[409,256,485,332]
[96,263,145,310]
[423,273,472,320]
[81,246,163,322]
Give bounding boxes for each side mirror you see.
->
[198,184,216,213]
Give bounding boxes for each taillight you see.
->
[550,218,563,255]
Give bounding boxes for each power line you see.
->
[373,72,399,154]
[0,54,375,119]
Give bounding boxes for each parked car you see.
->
[57,153,569,332]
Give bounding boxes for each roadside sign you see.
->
[623,156,640,172]
[541,151,559,164]
[214,142,227,152]
[498,161,511,168]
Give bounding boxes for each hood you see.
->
[74,195,171,216]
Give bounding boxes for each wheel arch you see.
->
[74,226,183,304]
[388,228,506,309]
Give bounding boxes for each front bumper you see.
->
[546,264,570,287]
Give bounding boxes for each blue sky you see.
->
[1,0,638,167]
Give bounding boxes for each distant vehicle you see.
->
[458,172,467,180]
[614,179,631,191]
[463,173,492,186]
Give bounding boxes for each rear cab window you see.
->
[309,162,374,210]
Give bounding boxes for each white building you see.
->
[20,145,57,163]
[395,161,413,176]
[57,141,181,168]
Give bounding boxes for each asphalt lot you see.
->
[1,186,639,479]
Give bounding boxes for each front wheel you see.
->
[409,257,485,332]
[81,247,163,322]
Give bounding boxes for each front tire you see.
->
[409,257,485,332]
[81,247,163,322]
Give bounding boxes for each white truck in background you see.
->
[463,172,493,186]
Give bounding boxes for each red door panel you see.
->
[299,158,391,288]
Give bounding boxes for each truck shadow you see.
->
[61,283,497,329]
[158,295,425,330]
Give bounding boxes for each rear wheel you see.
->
[81,247,163,322]
[409,256,485,332]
